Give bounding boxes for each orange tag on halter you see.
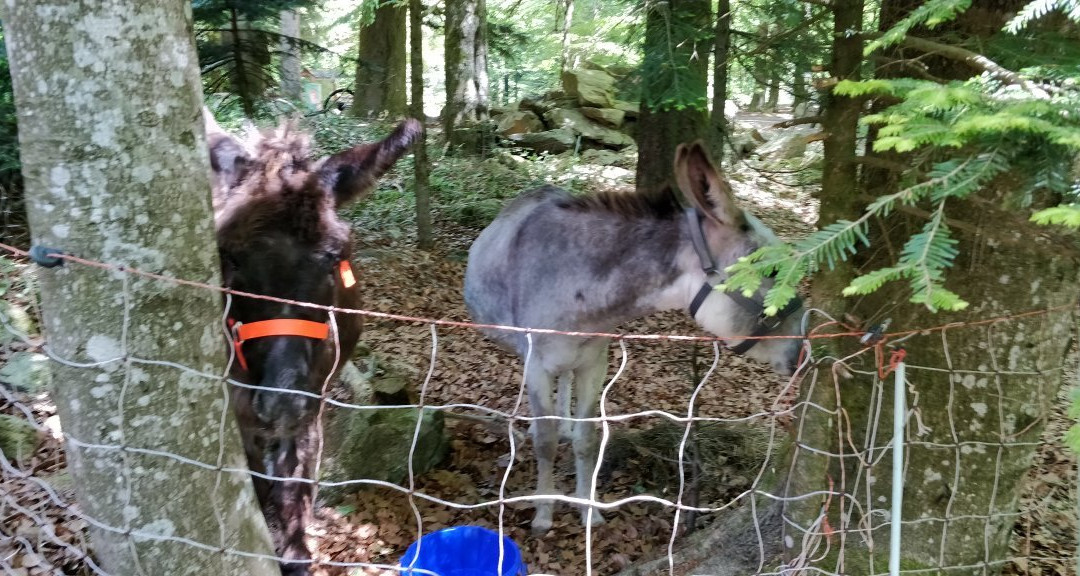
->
[339,260,357,288]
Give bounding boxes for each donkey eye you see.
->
[317,251,340,270]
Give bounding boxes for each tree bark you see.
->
[410,0,432,250]
[352,0,408,118]
[785,0,1080,571]
[1,1,278,574]
[710,0,732,153]
[788,193,1080,574]
[443,0,489,146]
[635,0,711,195]
[765,31,782,112]
[559,0,576,76]
[279,10,302,102]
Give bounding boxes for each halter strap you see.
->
[227,319,330,371]
[236,319,329,341]
[683,207,800,354]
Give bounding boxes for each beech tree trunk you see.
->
[280,10,302,102]
[635,0,711,195]
[444,0,489,145]
[353,0,408,118]
[1,1,278,574]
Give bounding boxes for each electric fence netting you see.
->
[1,245,1077,576]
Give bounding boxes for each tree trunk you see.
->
[765,45,782,112]
[1,1,278,574]
[444,0,489,146]
[635,0,711,195]
[410,0,432,250]
[782,0,1080,570]
[791,62,811,116]
[710,0,732,153]
[280,10,302,102]
[559,0,575,76]
[352,0,408,118]
[788,194,1080,574]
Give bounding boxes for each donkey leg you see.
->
[525,358,558,535]
[555,372,574,442]
[572,341,609,528]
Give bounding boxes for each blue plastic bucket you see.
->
[400,526,526,576]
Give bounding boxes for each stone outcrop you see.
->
[561,69,616,108]
[491,67,638,154]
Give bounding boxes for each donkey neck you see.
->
[580,214,709,328]
[639,241,709,316]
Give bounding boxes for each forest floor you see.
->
[1,113,1077,576]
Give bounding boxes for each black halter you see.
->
[684,208,801,355]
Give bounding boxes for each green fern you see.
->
[865,0,972,54]
[1006,0,1080,32]
[842,204,968,312]
[1030,204,1080,228]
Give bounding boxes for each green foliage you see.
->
[864,0,971,54]
[194,0,329,117]
[731,53,1080,315]
[639,0,711,111]
[0,31,26,247]
[1030,204,1080,227]
[1006,0,1080,32]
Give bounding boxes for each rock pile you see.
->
[492,68,638,154]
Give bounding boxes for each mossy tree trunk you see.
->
[784,0,1080,571]
[1,1,278,574]
[787,191,1080,573]
[352,0,408,118]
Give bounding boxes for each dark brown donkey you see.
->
[205,111,420,575]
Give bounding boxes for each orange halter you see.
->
[227,260,356,371]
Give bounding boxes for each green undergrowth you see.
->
[300,114,609,237]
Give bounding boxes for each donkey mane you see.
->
[214,123,340,248]
[554,186,683,219]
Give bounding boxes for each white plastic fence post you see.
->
[889,359,906,576]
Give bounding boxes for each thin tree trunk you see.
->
[280,10,302,102]
[710,0,732,153]
[410,0,432,250]
[765,46,782,111]
[230,9,255,117]
[559,0,575,76]
[635,0,711,195]
[474,0,490,122]
[353,0,408,118]
[1,1,278,574]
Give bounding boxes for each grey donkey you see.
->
[464,141,804,534]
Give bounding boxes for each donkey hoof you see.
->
[581,508,606,528]
[530,516,553,536]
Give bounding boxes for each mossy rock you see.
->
[0,413,39,461]
[321,407,448,503]
[0,351,51,393]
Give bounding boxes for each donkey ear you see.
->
[203,107,251,191]
[318,118,422,208]
[674,141,741,227]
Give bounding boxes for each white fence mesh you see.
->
[1,247,1076,576]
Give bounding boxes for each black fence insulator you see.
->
[28,245,65,268]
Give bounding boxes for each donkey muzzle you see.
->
[253,370,310,421]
